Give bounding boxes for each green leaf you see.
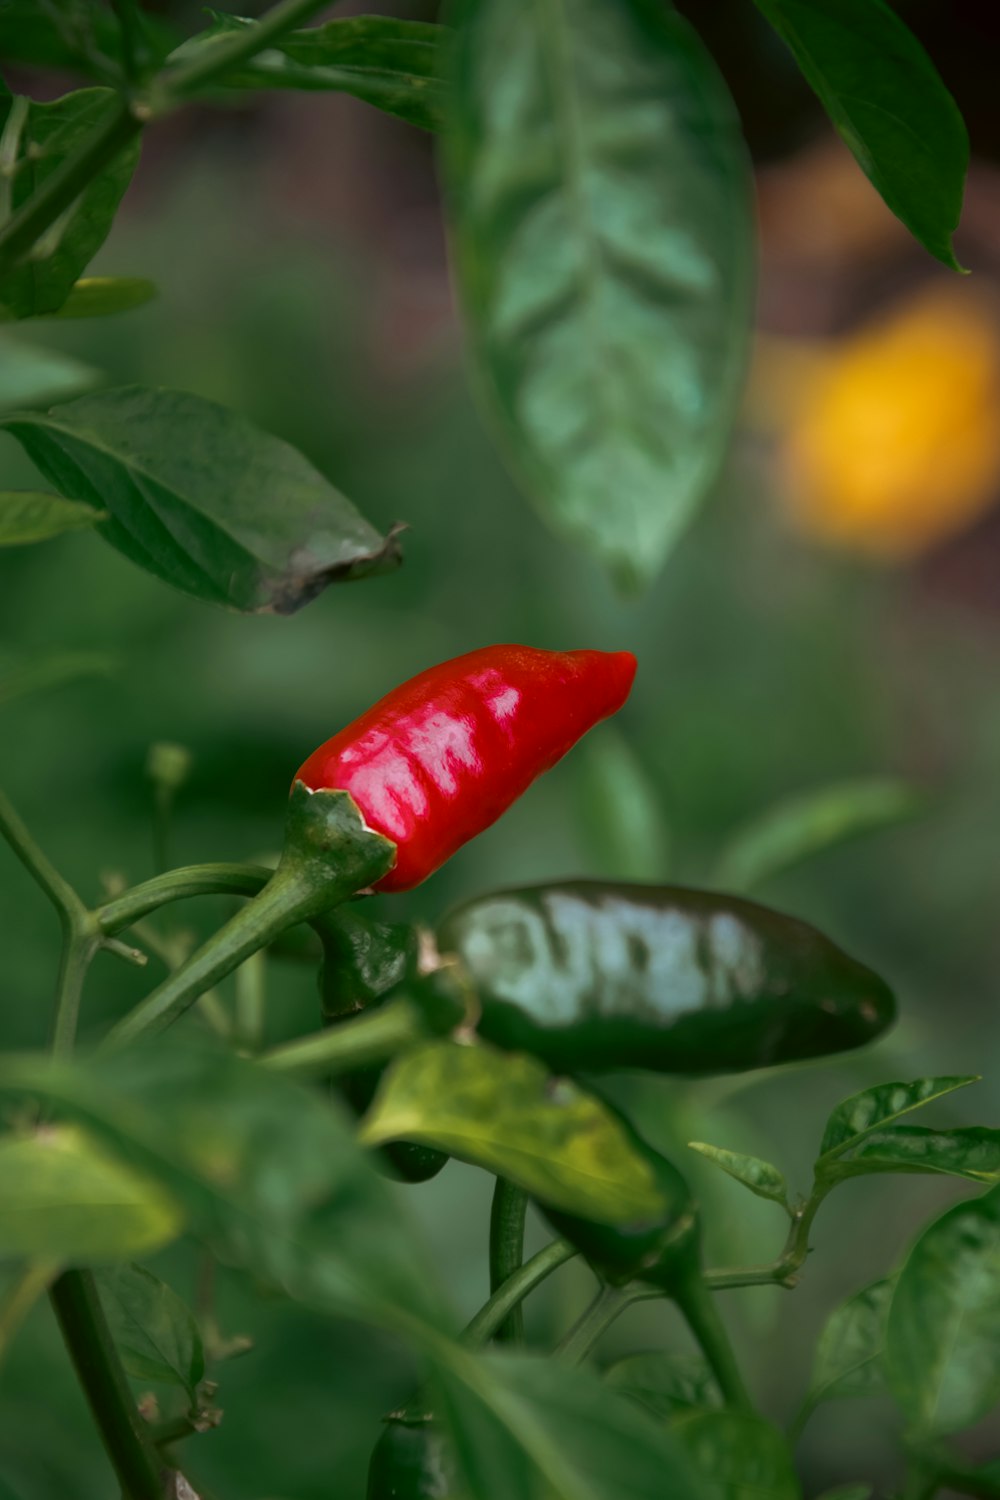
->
[0,1,177,78]
[886,1183,1000,1437]
[434,1347,711,1500]
[440,0,754,590]
[0,1124,181,1263]
[750,0,968,269]
[815,1488,872,1500]
[359,1039,668,1223]
[0,650,116,710]
[687,1142,789,1208]
[51,277,157,320]
[94,1262,204,1401]
[188,12,446,132]
[0,89,142,319]
[0,1044,448,1337]
[715,778,924,893]
[804,1279,891,1409]
[577,728,670,882]
[670,1409,801,1500]
[820,1125,1000,1186]
[0,336,100,410]
[817,1077,979,1160]
[0,386,402,613]
[0,491,102,545]
[604,1352,718,1421]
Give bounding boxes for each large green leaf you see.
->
[0,336,100,410]
[819,1126,1000,1186]
[0,491,102,545]
[0,386,402,613]
[182,12,446,132]
[0,1044,448,1337]
[715,778,923,893]
[604,1352,718,1422]
[751,0,967,269]
[817,1077,978,1160]
[0,89,141,319]
[0,1124,181,1262]
[886,1184,1000,1437]
[670,1409,800,1500]
[0,1,176,77]
[0,650,115,710]
[803,1279,891,1411]
[441,0,754,589]
[360,1039,667,1222]
[94,1262,204,1401]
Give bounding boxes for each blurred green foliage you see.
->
[0,124,998,1497]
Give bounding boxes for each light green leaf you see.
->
[804,1279,892,1410]
[360,1039,667,1223]
[0,386,402,613]
[94,1262,204,1400]
[577,728,670,882]
[751,0,968,268]
[187,12,446,132]
[0,1124,181,1262]
[0,651,116,710]
[0,89,141,319]
[715,778,924,893]
[0,336,100,409]
[441,0,754,589]
[886,1183,1000,1437]
[818,1077,978,1160]
[670,1409,801,1500]
[0,491,102,545]
[821,1126,1000,1186]
[687,1142,789,1208]
[51,277,157,320]
[604,1352,718,1421]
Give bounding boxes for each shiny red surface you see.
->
[294,645,637,892]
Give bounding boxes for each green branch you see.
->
[489,1179,528,1345]
[463,1240,577,1348]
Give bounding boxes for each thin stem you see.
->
[704,1186,828,1292]
[0,788,88,921]
[234,950,267,1053]
[463,1240,577,1347]
[673,1274,751,1410]
[263,995,428,1081]
[111,0,143,81]
[554,1283,652,1365]
[52,922,101,1057]
[0,95,29,222]
[50,1270,168,1500]
[489,1179,528,1345]
[155,0,332,101]
[97,862,273,935]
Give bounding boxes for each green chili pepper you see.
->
[367,1415,460,1500]
[437,881,895,1075]
[318,909,449,1184]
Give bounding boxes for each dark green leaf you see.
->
[0,386,402,613]
[186,12,446,132]
[750,0,968,268]
[0,1044,448,1337]
[0,1,176,78]
[0,650,115,710]
[0,336,100,409]
[715,778,924,893]
[94,1262,204,1400]
[0,89,141,319]
[687,1142,789,1208]
[820,1125,1000,1185]
[51,277,156,320]
[815,1487,872,1500]
[604,1352,718,1421]
[818,1077,978,1160]
[670,1409,800,1500]
[360,1039,669,1222]
[804,1279,891,1409]
[886,1183,1000,1437]
[0,1124,181,1262]
[441,0,754,589]
[0,490,102,545]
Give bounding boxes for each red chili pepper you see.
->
[295,645,637,892]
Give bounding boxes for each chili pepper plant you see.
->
[0,3,993,1499]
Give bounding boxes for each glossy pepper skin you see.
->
[438,881,895,1075]
[318,909,448,1184]
[295,646,637,892]
[367,1418,460,1500]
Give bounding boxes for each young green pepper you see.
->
[296,646,636,892]
[437,880,895,1074]
[367,1416,460,1500]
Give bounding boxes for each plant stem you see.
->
[673,1274,751,1409]
[111,0,144,81]
[263,995,430,1080]
[704,1186,828,1291]
[0,788,88,921]
[50,1270,168,1500]
[489,1179,528,1345]
[97,862,273,934]
[554,1283,655,1365]
[234,950,267,1052]
[463,1239,577,1347]
[155,0,332,101]
[52,920,101,1056]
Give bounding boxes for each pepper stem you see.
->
[489,1179,528,1345]
[672,1272,752,1410]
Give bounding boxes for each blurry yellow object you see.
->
[772,288,1000,558]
